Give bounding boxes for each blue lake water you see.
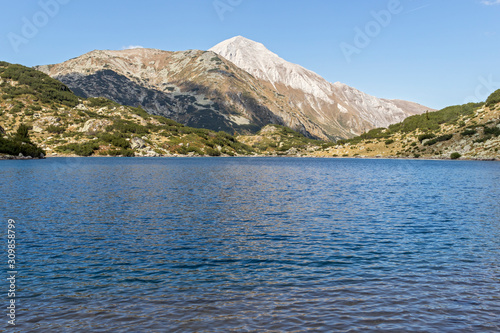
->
[0,157,499,332]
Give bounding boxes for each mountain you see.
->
[36,37,433,140]
[210,36,432,138]
[36,48,329,139]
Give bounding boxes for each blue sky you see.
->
[1,0,499,109]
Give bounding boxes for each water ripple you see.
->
[0,158,499,332]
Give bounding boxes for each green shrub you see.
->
[387,103,483,135]
[205,147,221,156]
[106,119,149,135]
[130,106,150,119]
[10,104,24,115]
[0,124,44,157]
[484,126,500,136]
[461,129,477,136]
[87,97,120,108]
[384,139,394,145]
[424,134,453,146]
[56,142,99,156]
[153,115,182,127]
[0,137,44,157]
[450,152,461,160]
[485,89,500,107]
[105,148,135,157]
[46,125,66,134]
[0,63,78,107]
[474,135,493,144]
[15,124,31,142]
[418,133,436,142]
[99,133,131,149]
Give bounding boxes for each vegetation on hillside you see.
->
[485,89,500,108]
[0,61,79,107]
[0,124,45,158]
[238,124,331,156]
[330,92,500,160]
[0,61,256,157]
[1,60,498,160]
[338,102,484,146]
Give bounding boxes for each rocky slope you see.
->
[36,37,432,141]
[310,94,500,160]
[210,36,432,138]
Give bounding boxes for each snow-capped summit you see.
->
[210,36,335,101]
[211,36,432,137]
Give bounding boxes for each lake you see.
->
[1,157,499,332]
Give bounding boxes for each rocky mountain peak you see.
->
[210,36,334,101]
[210,36,433,136]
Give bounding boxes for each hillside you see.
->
[311,92,500,160]
[237,124,329,156]
[0,61,257,158]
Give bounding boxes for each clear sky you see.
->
[1,0,499,109]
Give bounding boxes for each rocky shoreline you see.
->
[0,154,45,160]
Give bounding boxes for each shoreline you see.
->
[0,155,45,160]
[33,154,499,162]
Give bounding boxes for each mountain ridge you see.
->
[210,36,433,137]
[36,36,434,140]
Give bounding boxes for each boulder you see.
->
[131,137,146,149]
[32,125,44,133]
[79,119,111,133]
[76,103,88,110]
[32,116,62,133]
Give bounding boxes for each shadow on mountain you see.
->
[56,70,286,135]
